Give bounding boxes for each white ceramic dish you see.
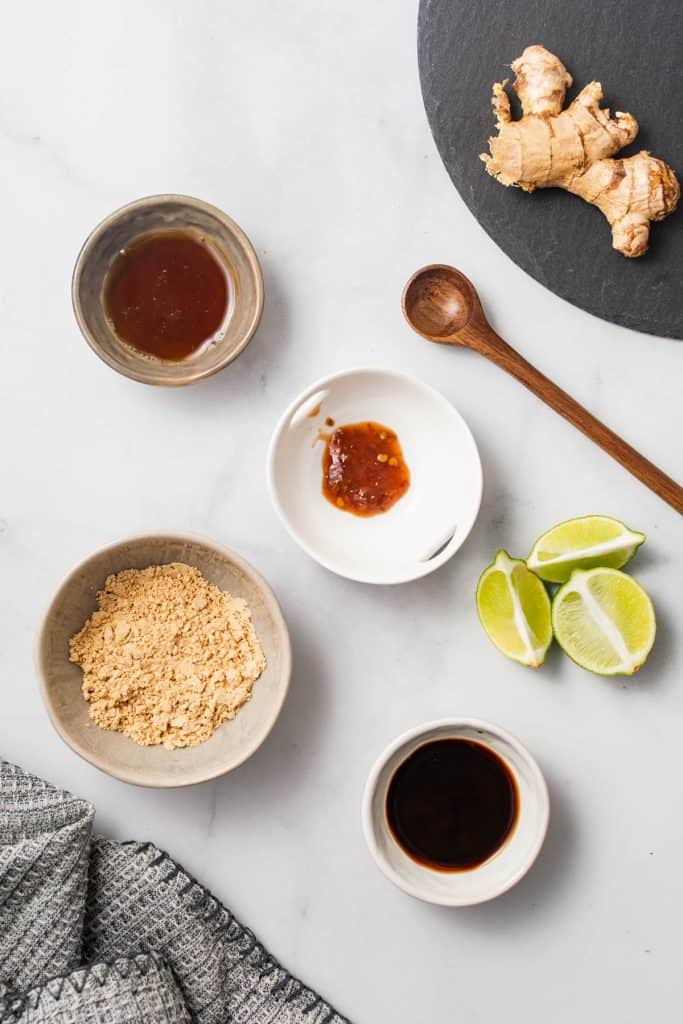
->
[362,719,549,906]
[267,368,482,584]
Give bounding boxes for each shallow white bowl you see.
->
[267,368,482,584]
[362,719,549,906]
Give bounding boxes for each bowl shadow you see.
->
[210,601,329,802]
[129,254,291,414]
[417,768,575,928]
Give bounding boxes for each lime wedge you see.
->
[552,567,655,676]
[527,515,645,583]
[476,550,552,667]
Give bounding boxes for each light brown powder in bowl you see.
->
[69,563,266,750]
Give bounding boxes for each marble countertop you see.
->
[2,2,681,1021]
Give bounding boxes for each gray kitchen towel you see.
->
[0,761,349,1024]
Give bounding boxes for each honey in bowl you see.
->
[104,231,229,361]
[322,421,410,516]
[386,738,518,872]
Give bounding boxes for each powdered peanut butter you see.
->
[69,563,266,749]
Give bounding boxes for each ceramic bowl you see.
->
[36,534,291,787]
[72,195,264,386]
[362,719,549,906]
[267,368,482,584]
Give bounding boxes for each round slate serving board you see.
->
[418,0,683,338]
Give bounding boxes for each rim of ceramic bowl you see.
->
[266,367,483,584]
[35,532,291,788]
[71,194,265,386]
[361,718,550,906]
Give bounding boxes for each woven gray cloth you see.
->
[0,761,348,1024]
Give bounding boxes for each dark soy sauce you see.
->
[386,738,518,871]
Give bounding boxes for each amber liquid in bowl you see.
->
[104,231,229,361]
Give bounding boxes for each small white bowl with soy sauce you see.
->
[362,719,549,906]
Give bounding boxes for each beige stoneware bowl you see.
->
[72,194,264,386]
[37,534,291,787]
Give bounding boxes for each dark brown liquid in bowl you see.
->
[386,738,518,871]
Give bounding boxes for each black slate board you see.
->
[418,0,683,338]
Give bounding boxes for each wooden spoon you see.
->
[402,265,683,515]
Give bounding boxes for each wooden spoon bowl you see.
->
[403,265,478,340]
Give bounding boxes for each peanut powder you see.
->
[69,563,266,749]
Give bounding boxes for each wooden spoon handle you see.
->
[478,328,683,515]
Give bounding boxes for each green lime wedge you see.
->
[527,515,645,584]
[476,550,552,667]
[552,567,655,676]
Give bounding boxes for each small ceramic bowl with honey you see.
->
[72,194,264,386]
[267,368,483,584]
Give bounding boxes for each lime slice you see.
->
[527,515,645,583]
[552,567,655,676]
[476,550,552,667]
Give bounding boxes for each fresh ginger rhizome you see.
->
[481,45,679,257]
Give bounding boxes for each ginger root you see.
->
[481,45,679,257]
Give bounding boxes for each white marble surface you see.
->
[2,2,682,1021]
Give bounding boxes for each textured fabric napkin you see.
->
[0,760,348,1024]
